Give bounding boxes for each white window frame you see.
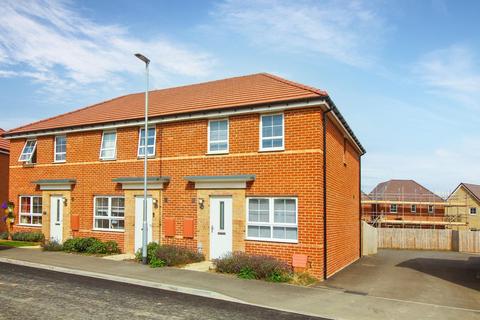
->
[411,204,416,213]
[18,195,42,226]
[93,196,125,232]
[207,118,229,154]
[54,135,67,163]
[390,204,398,213]
[18,139,37,163]
[470,207,477,215]
[259,113,285,152]
[99,131,117,160]
[137,126,157,158]
[428,205,434,214]
[246,197,298,243]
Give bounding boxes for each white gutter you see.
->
[4,97,365,155]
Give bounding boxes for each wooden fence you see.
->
[378,228,453,250]
[361,221,378,255]
[459,230,480,253]
[377,228,480,253]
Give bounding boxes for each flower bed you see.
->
[42,237,120,255]
[136,243,204,268]
[214,252,293,282]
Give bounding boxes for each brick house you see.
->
[0,129,9,232]
[362,179,447,228]
[3,73,365,278]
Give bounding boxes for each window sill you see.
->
[53,161,66,164]
[92,228,125,233]
[206,151,229,156]
[258,148,285,153]
[17,224,42,227]
[99,158,117,161]
[245,237,298,244]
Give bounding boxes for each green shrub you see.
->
[155,245,204,267]
[11,232,44,242]
[149,256,166,268]
[41,240,63,251]
[105,241,121,254]
[0,232,8,240]
[62,238,78,252]
[75,237,98,252]
[62,237,120,255]
[135,242,160,263]
[238,267,256,279]
[214,252,292,281]
[85,241,107,254]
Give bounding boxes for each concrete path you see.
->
[0,247,479,320]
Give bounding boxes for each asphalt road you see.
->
[0,262,325,320]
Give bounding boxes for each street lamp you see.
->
[135,53,150,265]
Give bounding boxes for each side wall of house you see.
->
[326,117,361,277]
[0,152,9,232]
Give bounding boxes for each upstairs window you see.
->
[54,135,66,163]
[390,204,398,213]
[428,205,434,214]
[19,196,42,226]
[470,207,477,215]
[260,114,284,151]
[208,119,229,153]
[19,140,37,163]
[100,131,117,160]
[138,127,156,158]
[411,204,416,213]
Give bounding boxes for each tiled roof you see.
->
[0,129,9,152]
[6,73,327,135]
[368,179,444,202]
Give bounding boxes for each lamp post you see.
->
[135,53,150,265]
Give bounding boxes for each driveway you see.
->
[321,249,480,310]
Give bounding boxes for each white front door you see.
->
[135,197,153,252]
[210,196,233,259]
[50,196,63,243]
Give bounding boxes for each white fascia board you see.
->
[6,99,328,140]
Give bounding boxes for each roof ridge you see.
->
[260,73,328,96]
[6,92,139,135]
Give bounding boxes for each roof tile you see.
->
[7,73,325,135]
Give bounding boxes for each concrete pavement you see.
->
[0,247,479,320]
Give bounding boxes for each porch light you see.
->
[198,198,205,209]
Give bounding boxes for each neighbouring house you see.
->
[3,73,365,279]
[362,179,452,229]
[0,129,9,232]
[445,183,480,230]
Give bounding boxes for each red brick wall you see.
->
[0,152,8,232]
[325,117,361,277]
[9,106,361,278]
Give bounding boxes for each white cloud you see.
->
[0,0,215,98]
[415,45,480,109]
[362,138,480,196]
[212,0,386,67]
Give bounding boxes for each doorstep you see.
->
[0,248,478,320]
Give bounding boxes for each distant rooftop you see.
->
[368,179,444,202]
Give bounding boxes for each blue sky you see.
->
[0,0,479,195]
